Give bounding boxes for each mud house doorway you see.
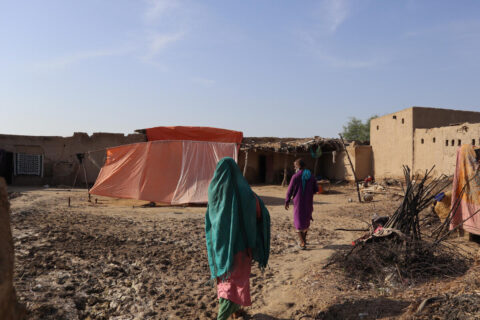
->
[258,155,266,183]
[0,151,14,184]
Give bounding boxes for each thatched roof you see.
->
[240,137,345,153]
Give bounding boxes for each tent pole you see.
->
[72,165,81,188]
[81,162,90,202]
[281,156,288,187]
[339,134,362,203]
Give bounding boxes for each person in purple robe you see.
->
[285,158,318,249]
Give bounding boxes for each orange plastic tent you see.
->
[89,126,243,204]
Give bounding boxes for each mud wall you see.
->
[371,106,480,178]
[343,145,373,181]
[238,148,365,184]
[319,150,348,181]
[370,108,414,179]
[0,133,146,186]
[414,123,480,176]
[0,178,23,320]
[412,107,480,129]
[238,151,297,184]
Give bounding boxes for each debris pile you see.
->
[326,166,472,286]
[414,292,480,319]
[328,236,470,287]
[400,262,480,319]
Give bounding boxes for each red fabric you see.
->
[145,126,243,144]
[255,196,261,220]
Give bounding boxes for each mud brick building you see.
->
[370,106,480,178]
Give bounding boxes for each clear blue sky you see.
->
[1,0,480,138]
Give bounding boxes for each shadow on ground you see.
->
[260,195,329,207]
[260,195,287,206]
[322,244,352,251]
[321,189,343,195]
[315,297,410,320]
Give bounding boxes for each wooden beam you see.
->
[281,156,288,187]
[243,151,249,177]
[339,134,362,203]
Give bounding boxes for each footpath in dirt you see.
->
[7,184,480,319]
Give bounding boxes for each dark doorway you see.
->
[258,155,266,183]
[0,150,14,184]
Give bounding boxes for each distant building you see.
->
[370,106,480,178]
[239,138,372,184]
[0,132,145,186]
[0,128,377,187]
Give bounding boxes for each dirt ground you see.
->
[7,184,480,319]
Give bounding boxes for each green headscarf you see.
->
[205,157,270,279]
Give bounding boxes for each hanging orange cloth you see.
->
[450,144,480,235]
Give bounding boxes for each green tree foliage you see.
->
[342,116,378,141]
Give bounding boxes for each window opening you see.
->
[14,153,43,176]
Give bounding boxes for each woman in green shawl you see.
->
[205,157,270,320]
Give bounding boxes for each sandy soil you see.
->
[7,184,480,319]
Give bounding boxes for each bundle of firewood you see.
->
[324,166,475,286]
[384,166,451,241]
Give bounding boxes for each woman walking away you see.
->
[285,158,318,250]
[205,157,271,320]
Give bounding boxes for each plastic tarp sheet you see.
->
[145,126,243,144]
[89,140,238,204]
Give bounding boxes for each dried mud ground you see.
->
[8,185,480,319]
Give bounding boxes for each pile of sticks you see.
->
[383,166,451,241]
[326,238,470,285]
[324,166,476,285]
